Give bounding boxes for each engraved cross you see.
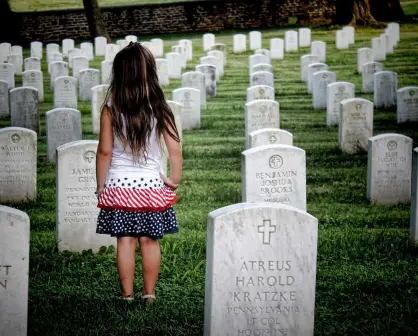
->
[11,134,19,143]
[258,220,276,245]
[84,151,95,163]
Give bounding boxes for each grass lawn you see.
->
[1,25,418,335]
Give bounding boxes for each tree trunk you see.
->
[83,0,111,42]
[350,0,377,25]
[0,0,18,44]
[370,0,405,22]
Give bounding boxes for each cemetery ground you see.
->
[1,25,418,335]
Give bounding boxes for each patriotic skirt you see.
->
[96,176,178,239]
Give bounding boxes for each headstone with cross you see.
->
[56,140,115,252]
[313,70,336,109]
[196,64,216,98]
[79,68,99,101]
[54,76,77,109]
[374,71,398,109]
[248,128,293,148]
[22,70,44,102]
[362,61,383,93]
[326,82,355,126]
[310,40,326,62]
[307,63,328,94]
[397,86,418,123]
[242,144,307,211]
[182,71,206,109]
[367,134,413,204]
[204,202,318,336]
[172,88,201,131]
[10,87,40,134]
[246,85,275,103]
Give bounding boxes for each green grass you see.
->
[1,25,418,335]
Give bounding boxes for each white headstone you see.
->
[0,63,15,89]
[326,82,355,126]
[30,41,42,59]
[411,148,418,242]
[252,63,273,76]
[47,52,63,66]
[94,36,107,56]
[233,34,247,53]
[101,60,112,84]
[80,42,94,60]
[242,145,306,210]
[339,98,373,154]
[245,99,280,148]
[249,31,262,50]
[203,33,215,52]
[246,85,275,103]
[54,76,77,109]
[79,68,100,101]
[22,70,44,102]
[117,39,129,50]
[166,52,182,79]
[336,30,348,49]
[0,127,37,202]
[56,140,115,252]
[46,43,59,55]
[0,80,8,117]
[167,100,183,141]
[200,55,220,80]
[248,128,293,148]
[368,133,412,204]
[381,33,393,54]
[249,55,270,73]
[255,49,271,63]
[299,28,311,47]
[313,71,336,109]
[388,22,400,44]
[207,50,224,77]
[285,30,298,52]
[11,46,22,57]
[397,86,418,123]
[270,38,284,60]
[250,71,274,88]
[182,71,206,109]
[68,48,82,68]
[7,54,22,75]
[50,61,69,90]
[0,43,10,63]
[125,35,137,43]
[362,61,383,93]
[357,48,373,74]
[342,26,355,44]
[91,84,109,134]
[310,40,326,62]
[24,57,41,72]
[105,44,120,62]
[374,71,398,109]
[179,39,193,61]
[307,63,328,94]
[72,56,89,79]
[196,64,216,98]
[173,88,201,131]
[372,37,386,61]
[10,87,39,133]
[63,39,75,57]
[151,38,164,57]
[301,54,320,82]
[0,205,30,336]
[204,202,318,336]
[46,108,82,162]
[156,58,169,86]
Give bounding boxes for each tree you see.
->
[334,0,405,25]
[83,0,111,42]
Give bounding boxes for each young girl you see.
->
[95,42,182,304]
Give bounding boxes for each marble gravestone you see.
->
[11,46,22,57]
[150,38,164,57]
[167,100,183,141]
[307,63,328,94]
[255,49,271,63]
[339,98,374,154]
[172,45,187,69]
[204,202,318,336]
[0,80,9,117]
[0,205,30,336]
[252,64,273,76]
[196,64,216,97]
[105,44,120,62]
[54,76,77,109]
[179,39,193,61]
[101,60,112,84]
[249,55,270,73]
[203,33,215,52]
[72,56,89,79]
[250,71,274,89]
[411,148,418,243]
[245,100,280,148]
[62,39,75,57]
[7,54,22,75]
[80,42,94,61]
[125,35,137,43]
[270,38,284,60]
[242,145,307,211]
[372,37,386,61]
[362,61,383,93]
[299,28,311,47]
[22,70,43,102]
[248,128,293,148]
[368,134,412,205]
[200,56,220,80]
[156,58,169,86]
[182,71,206,109]
[207,50,224,77]
[233,34,246,53]
[10,87,39,134]
[24,57,41,72]
[172,88,201,131]
[79,69,100,101]
[68,48,82,68]
[381,33,393,54]
[0,63,15,89]
[47,52,63,66]
[91,85,109,134]
[249,31,262,50]
[117,39,129,50]
[326,82,355,126]
[46,108,82,162]
[50,61,69,90]
[166,52,182,79]
[0,127,37,202]
[310,41,326,62]
[397,86,418,123]
[285,30,298,52]
[211,43,227,65]
[94,36,107,56]
[0,43,11,63]
[343,26,355,44]
[357,48,374,74]
[246,85,275,103]
[336,30,348,50]
[374,71,398,109]
[301,54,320,83]
[312,71,336,109]
[46,43,59,55]
[56,140,115,252]
[30,41,42,59]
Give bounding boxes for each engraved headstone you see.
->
[246,85,275,103]
[200,55,220,80]
[172,45,187,69]
[207,50,224,77]
[47,52,63,66]
[0,80,8,117]
[372,37,386,61]
[342,26,355,44]
[24,57,41,72]
[72,56,89,79]
[411,148,418,242]
[0,42,11,63]
[7,54,22,75]
[105,44,120,62]
[179,39,193,61]
[54,76,77,109]
[336,30,348,49]
[248,128,293,148]
[94,36,107,56]
[326,82,355,126]
[46,108,82,162]
[22,70,44,102]
[196,64,216,98]
[397,86,418,123]
[250,71,274,88]
[79,69,100,101]
[172,88,200,131]
[270,38,284,60]
[249,55,270,74]
[374,71,398,109]
[30,41,42,59]
[307,63,328,94]
[203,33,215,52]
[0,205,30,336]
[313,71,336,109]
[80,42,94,61]
[301,54,320,82]
[101,60,112,84]
[249,31,262,50]
[339,98,373,154]
[91,84,109,134]
[299,28,311,47]
[362,61,383,93]
[204,202,318,336]
[0,127,37,202]
[182,71,206,109]
[245,100,280,148]
[56,140,115,252]
[357,48,373,74]
[151,38,164,57]
[310,40,326,62]
[242,145,306,210]
[255,49,271,64]
[285,30,298,52]
[68,48,82,68]
[156,58,169,86]
[50,61,69,90]
[233,34,247,53]
[167,100,183,141]
[46,43,59,55]
[10,87,39,133]
[211,43,227,65]
[166,52,182,79]
[252,63,273,76]
[0,63,15,89]
[368,134,412,204]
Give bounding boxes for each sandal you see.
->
[141,294,156,305]
[119,294,135,301]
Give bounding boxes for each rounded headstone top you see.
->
[242,143,305,156]
[0,205,30,222]
[10,86,38,93]
[368,133,413,142]
[249,128,292,137]
[56,139,98,153]
[245,98,279,107]
[340,97,373,106]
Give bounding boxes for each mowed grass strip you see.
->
[0,25,418,335]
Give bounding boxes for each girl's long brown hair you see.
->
[104,42,180,160]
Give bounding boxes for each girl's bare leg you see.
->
[139,236,161,295]
[117,237,137,297]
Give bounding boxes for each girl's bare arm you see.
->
[96,105,113,194]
